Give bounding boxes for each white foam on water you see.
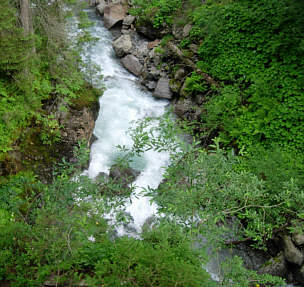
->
[78,10,170,234]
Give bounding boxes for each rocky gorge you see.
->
[88,0,304,285]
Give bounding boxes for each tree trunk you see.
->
[20,0,32,34]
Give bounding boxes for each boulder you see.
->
[121,54,143,76]
[174,98,201,122]
[148,66,162,80]
[109,164,140,188]
[282,235,304,266]
[104,3,128,29]
[259,252,288,278]
[293,233,304,246]
[183,24,192,37]
[134,42,149,59]
[146,81,157,91]
[136,22,160,40]
[112,34,132,57]
[153,77,173,99]
[96,0,106,15]
[174,68,185,80]
[123,15,135,26]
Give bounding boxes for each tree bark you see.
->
[20,0,31,34]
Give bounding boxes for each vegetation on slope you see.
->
[0,0,99,173]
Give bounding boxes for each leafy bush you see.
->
[131,0,182,28]
[188,0,304,153]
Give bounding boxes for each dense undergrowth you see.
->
[130,0,304,235]
[0,0,99,165]
[1,0,304,285]
[130,0,304,283]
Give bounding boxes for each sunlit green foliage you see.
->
[0,0,98,156]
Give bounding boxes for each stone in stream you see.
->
[104,2,128,29]
[112,34,132,57]
[109,164,140,189]
[121,54,143,76]
[96,0,106,15]
[123,15,135,26]
[153,77,173,99]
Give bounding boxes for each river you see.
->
[74,7,295,287]
[79,9,170,235]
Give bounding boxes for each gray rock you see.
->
[293,233,304,246]
[146,81,157,90]
[96,0,106,15]
[109,164,140,188]
[112,34,132,57]
[259,252,288,278]
[153,77,173,99]
[169,79,181,93]
[148,66,161,80]
[104,3,127,29]
[135,42,149,59]
[121,54,143,76]
[174,68,185,80]
[282,235,304,266]
[123,15,135,26]
[183,24,192,37]
[136,23,160,40]
[172,23,183,39]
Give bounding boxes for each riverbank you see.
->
[89,0,304,285]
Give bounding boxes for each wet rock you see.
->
[259,252,288,278]
[121,54,143,76]
[96,0,106,15]
[104,3,128,29]
[146,81,157,90]
[95,172,110,184]
[183,24,192,37]
[109,164,140,188]
[282,235,304,266]
[153,77,173,99]
[293,233,304,246]
[112,34,132,57]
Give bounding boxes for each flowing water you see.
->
[80,9,170,235]
[72,8,295,287]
